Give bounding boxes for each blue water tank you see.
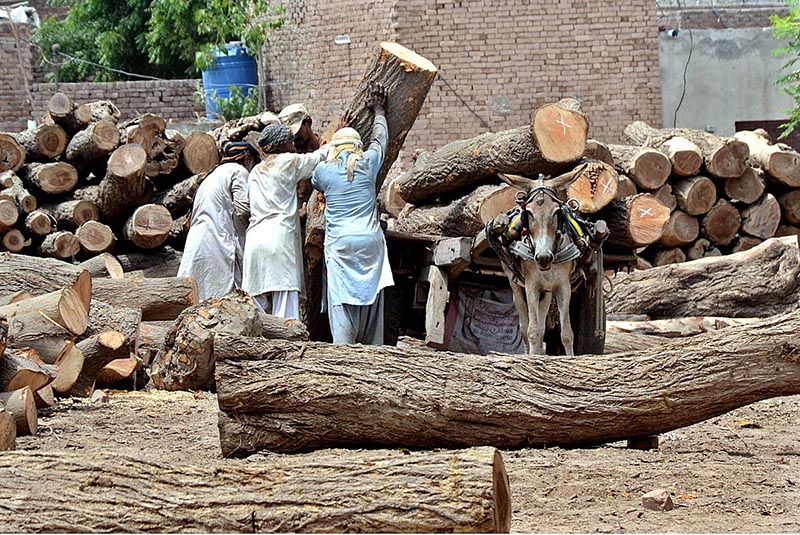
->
[201,42,258,119]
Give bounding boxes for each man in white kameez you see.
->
[311,84,393,345]
[242,123,329,319]
[178,142,256,301]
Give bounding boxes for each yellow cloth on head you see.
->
[328,127,364,182]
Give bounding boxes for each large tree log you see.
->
[19,162,79,195]
[181,131,219,175]
[564,160,618,213]
[258,312,310,341]
[0,408,14,450]
[624,121,749,179]
[42,199,98,230]
[121,114,167,159]
[0,273,90,336]
[672,175,716,216]
[652,183,677,211]
[82,300,140,360]
[607,236,800,318]
[733,129,800,187]
[115,247,182,278]
[0,447,510,534]
[122,204,171,249]
[65,120,120,169]
[614,175,638,199]
[37,231,80,259]
[607,144,670,190]
[583,139,614,165]
[0,253,89,297]
[607,316,757,337]
[0,386,36,436]
[151,291,261,391]
[91,277,197,321]
[659,136,703,177]
[658,209,698,247]
[210,111,279,149]
[96,144,152,221]
[0,172,36,213]
[214,310,800,453]
[397,98,588,204]
[741,193,781,239]
[153,173,204,217]
[85,99,121,124]
[700,199,740,246]
[0,133,25,173]
[597,193,670,251]
[779,190,800,225]
[724,166,765,204]
[75,221,117,255]
[0,351,56,393]
[13,125,67,162]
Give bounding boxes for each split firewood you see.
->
[597,193,670,251]
[153,173,204,217]
[70,331,129,397]
[91,276,197,321]
[0,408,14,450]
[41,199,99,230]
[151,290,261,391]
[13,125,68,162]
[32,384,54,409]
[122,204,172,249]
[0,386,36,436]
[19,162,79,195]
[724,166,765,204]
[779,190,800,226]
[0,133,25,173]
[65,120,120,169]
[607,316,758,337]
[396,98,588,204]
[44,92,92,133]
[0,447,510,534]
[0,350,57,393]
[607,144,670,190]
[607,236,800,318]
[24,211,54,236]
[658,209,699,247]
[651,247,686,266]
[700,199,740,246]
[96,144,152,220]
[624,121,749,179]
[181,131,219,175]
[730,235,763,253]
[37,231,80,259]
[584,139,614,165]
[733,129,800,187]
[672,175,717,215]
[653,183,677,211]
[741,193,781,239]
[115,247,182,278]
[614,175,638,199]
[2,229,26,252]
[214,312,800,453]
[121,114,167,159]
[76,252,123,279]
[75,221,117,255]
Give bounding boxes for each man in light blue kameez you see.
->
[311,84,393,345]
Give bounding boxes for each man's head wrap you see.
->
[258,123,293,154]
[278,103,311,136]
[221,141,259,164]
[327,127,364,182]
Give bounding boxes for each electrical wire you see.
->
[672,0,693,127]
[437,73,492,130]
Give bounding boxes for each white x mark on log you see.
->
[600,179,613,195]
[638,207,654,218]
[556,114,572,136]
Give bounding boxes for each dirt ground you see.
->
[16,390,800,533]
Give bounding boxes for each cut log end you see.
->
[708,139,749,178]
[0,134,26,173]
[380,41,438,73]
[532,99,588,163]
[123,204,172,249]
[39,231,80,259]
[2,229,26,253]
[627,194,671,247]
[108,144,148,178]
[76,221,117,255]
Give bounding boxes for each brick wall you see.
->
[0,21,36,132]
[263,0,662,170]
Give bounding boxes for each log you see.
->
[700,199,741,246]
[0,386,36,436]
[122,204,172,249]
[301,191,328,341]
[624,121,749,179]
[24,210,53,236]
[166,212,189,250]
[659,136,703,177]
[0,273,90,336]
[779,190,800,225]
[70,332,130,397]
[75,221,117,255]
[181,131,219,175]
[607,144,670,190]
[151,290,261,391]
[64,120,120,169]
[136,320,170,367]
[95,357,139,386]
[77,252,123,279]
[603,331,672,353]
[13,125,67,161]
[730,235,763,253]
[85,99,121,124]
[0,172,36,213]
[565,160,618,213]
[83,300,140,358]
[0,351,56,392]
[37,231,80,259]
[724,166,765,204]
[607,236,800,317]
[0,408,14,450]
[91,277,194,321]
[2,229,26,252]
[115,247,182,278]
[733,129,800,187]
[42,200,98,230]
[672,176,716,216]
[651,247,686,266]
[584,139,614,165]
[658,209,698,247]
[0,133,26,172]
[340,42,438,192]
[153,173,203,217]
[258,312,310,341]
[32,384,54,409]
[210,111,280,148]
[652,183,677,211]
[0,253,86,297]
[19,162,78,195]
[96,144,152,220]
[377,175,407,218]
[213,310,800,452]
[0,447,510,534]
[396,98,588,204]
[776,224,800,237]
[607,316,757,338]
[614,175,638,199]
[741,193,781,239]
[122,114,166,159]
[396,184,511,237]
[45,92,92,133]
[598,193,670,251]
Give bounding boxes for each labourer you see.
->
[310,83,393,345]
[177,142,257,301]
[241,122,329,319]
[278,103,323,153]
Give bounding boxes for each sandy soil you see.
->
[16,390,800,533]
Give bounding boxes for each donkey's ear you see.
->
[497,172,537,191]
[544,162,589,191]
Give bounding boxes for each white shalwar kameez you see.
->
[177,162,250,301]
[242,147,328,318]
[311,115,393,344]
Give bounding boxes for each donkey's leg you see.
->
[525,282,549,355]
[554,279,575,355]
[510,282,530,351]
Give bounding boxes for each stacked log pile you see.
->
[0,93,221,260]
[611,122,800,266]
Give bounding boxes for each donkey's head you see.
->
[522,181,564,271]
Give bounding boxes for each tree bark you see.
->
[672,175,717,216]
[85,99,121,124]
[75,221,117,255]
[607,316,757,338]
[624,121,749,179]
[0,172,37,213]
[151,291,261,391]
[0,408,14,451]
[24,211,53,236]
[700,199,740,246]
[658,209,698,247]
[65,120,120,169]
[0,386,37,436]
[214,311,800,453]
[91,277,196,321]
[0,351,56,393]
[96,144,152,221]
[652,183,677,211]
[597,193,670,251]
[0,253,88,298]
[779,190,800,225]
[42,200,99,230]
[38,231,80,259]
[733,129,800,187]
[181,131,219,175]
[0,133,26,173]
[20,162,79,195]
[77,252,123,278]
[116,247,182,278]
[153,173,204,217]
[741,193,781,239]
[607,236,800,318]
[122,204,172,249]
[257,312,310,341]
[607,144,670,190]
[13,124,67,161]
[0,447,510,534]
[397,98,588,204]
[724,166,765,204]
[651,247,686,266]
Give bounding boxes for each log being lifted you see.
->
[607,144,670,190]
[607,236,800,318]
[65,120,120,169]
[396,98,588,204]
[0,447,510,534]
[97,143,152,220]
[13,124,68,162]
[733,129,800,187]
[122,204,172,249]
[597,193,670,251]
[624,121,749,179]
[214,310,800,453]
[0,133,26,173]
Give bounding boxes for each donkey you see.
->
[489,170,587,356]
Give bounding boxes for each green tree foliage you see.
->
[772,2,800,138]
